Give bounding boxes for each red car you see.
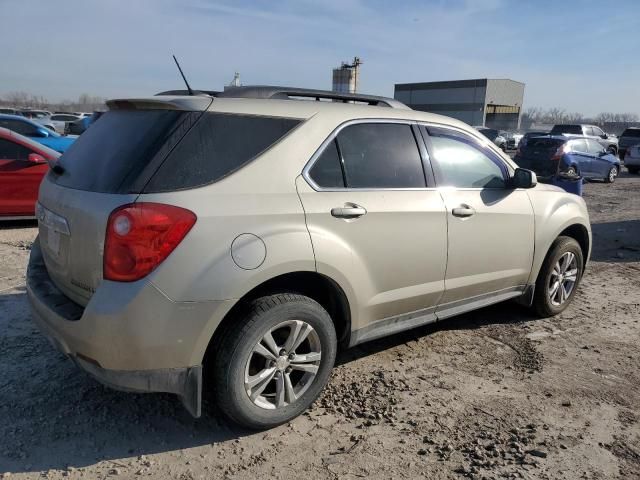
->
[0,127,59,219]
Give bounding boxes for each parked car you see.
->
[549,124,618,155]
[0,127,58,218]
[515,135,620,182]
[617,127,640,160]
[624,144,640,174]
[50,114,82,134]
[504,131,524,150]
[0,114,75,153]
[474,126,507,151]
[517,131,548,149]
[27,86,591,429]
[0,108,23,116]
[65,112,102,135]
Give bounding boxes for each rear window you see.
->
[524,138,566,149]
[51,110,196,193]
[621,129,640,138]
[550,125,582,135]
[144,112,301,192]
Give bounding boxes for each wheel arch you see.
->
[203,271,352,372]
[558,223,590,268]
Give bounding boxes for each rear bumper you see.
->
[26,237,234,417]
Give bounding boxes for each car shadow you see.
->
[0,219,37,230]
[0,289,251,474]
[590,219,640,263]
[336,300,536,366]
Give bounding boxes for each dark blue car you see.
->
[515,135,621,183]
[0,114,76,153]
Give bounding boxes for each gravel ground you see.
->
[1,173,639,479]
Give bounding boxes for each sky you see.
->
[1,0,639,115]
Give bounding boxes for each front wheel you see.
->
[532,236,584,317]
[212,294,337,429]
[605,166,618,183]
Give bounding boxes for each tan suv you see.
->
[27,87,591,429]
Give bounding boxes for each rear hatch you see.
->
[37,97,211,306]
[516,137,566,177]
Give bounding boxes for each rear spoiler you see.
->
[106,96,213,112]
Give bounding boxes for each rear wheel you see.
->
[605,166,618,183]
[566,165,578,177]
[532,236,584,317]
[212,294,337,429]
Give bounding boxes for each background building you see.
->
[394,78,525,130]
[332,57,362,94]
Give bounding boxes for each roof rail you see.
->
[217,86,410,109]
[155,86,410,109]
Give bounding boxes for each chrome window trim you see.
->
[302,118,434,192]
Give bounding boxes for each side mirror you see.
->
[28,153,47,164]
[511,168,537,189]
[601,134,608,139]
[35,128,49,138]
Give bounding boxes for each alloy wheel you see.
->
[244,320,322,410]
[609,167,617,182]
[548,251,579,306]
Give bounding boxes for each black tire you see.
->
[605,166,618,183]
[628,166,639,175]
[532,236,584,317]
[212,293,337,429]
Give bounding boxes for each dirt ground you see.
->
[1,173,639,480]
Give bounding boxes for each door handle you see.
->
[331,204,367,219]
[452,204,476,218]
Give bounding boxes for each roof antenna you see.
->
[172,55,194,95]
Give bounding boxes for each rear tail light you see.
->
[104,203,196,282]
[551,144,569,161]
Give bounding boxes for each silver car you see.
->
[27,87,591,429]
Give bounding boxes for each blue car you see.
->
[0,114,76,153]
[515,135,621,183]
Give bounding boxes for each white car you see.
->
[49,114,82,134]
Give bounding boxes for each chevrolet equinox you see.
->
[27,87,591,429]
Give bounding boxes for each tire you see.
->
[628,166,639,175]
[212,293,337,429]
[605,166,618,183]
[532,236,584,317]
[566,166,578,177]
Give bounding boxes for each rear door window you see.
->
[586,139,605,154]
[570,139,588,153]
[335,123,425,189]
[308,140,345,188]
[145,113,301,192]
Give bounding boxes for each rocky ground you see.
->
[1,173,639,479]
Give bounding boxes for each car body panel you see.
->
[0,128,58,217]
[0,114,75,152]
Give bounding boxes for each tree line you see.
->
[0,91,106,113]
[522,107,639,128]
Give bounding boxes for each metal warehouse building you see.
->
[394,78,525,130]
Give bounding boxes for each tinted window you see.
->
[428,127,506,188]
[308,140,344,188]
[0,139,33,160]
[586,139,604,154]
[478,128,499,141]
[336,123,425,189]
[52,110,196,193]
[550,125,583,135]
[0,119,39,136]
[621,129,640,138]
[570,139,588,152]
[145,113,301,192]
